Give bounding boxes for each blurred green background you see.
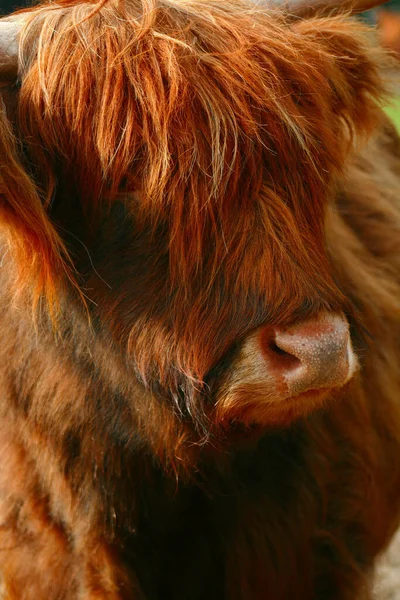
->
[385,97,400,132]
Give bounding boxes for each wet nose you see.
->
[261,312,357,397]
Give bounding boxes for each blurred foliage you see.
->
[385,97,400,133]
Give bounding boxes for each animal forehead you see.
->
[0,0,389,85]
[0,0,390,55]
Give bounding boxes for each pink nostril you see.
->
[261,312,357,397]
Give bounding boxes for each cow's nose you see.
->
[261,312,357,397]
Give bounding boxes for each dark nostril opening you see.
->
[268,341,288,356]
[266,340,302,370]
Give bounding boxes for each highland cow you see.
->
[0,0,400,598]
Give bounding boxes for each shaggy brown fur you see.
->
[0,0,400,598]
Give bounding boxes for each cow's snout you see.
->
[260,312,357,398]
[214,312,358,427]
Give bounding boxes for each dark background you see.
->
[0,0,28,14]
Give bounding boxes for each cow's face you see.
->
[0,1,386,457]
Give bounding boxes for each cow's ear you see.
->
[0,93,78,316]
[0,17,22,83]
[289,14,390,144]
[0,15,79,316]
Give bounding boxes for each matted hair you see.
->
[0,0,388,313]
[0,1,400,599]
